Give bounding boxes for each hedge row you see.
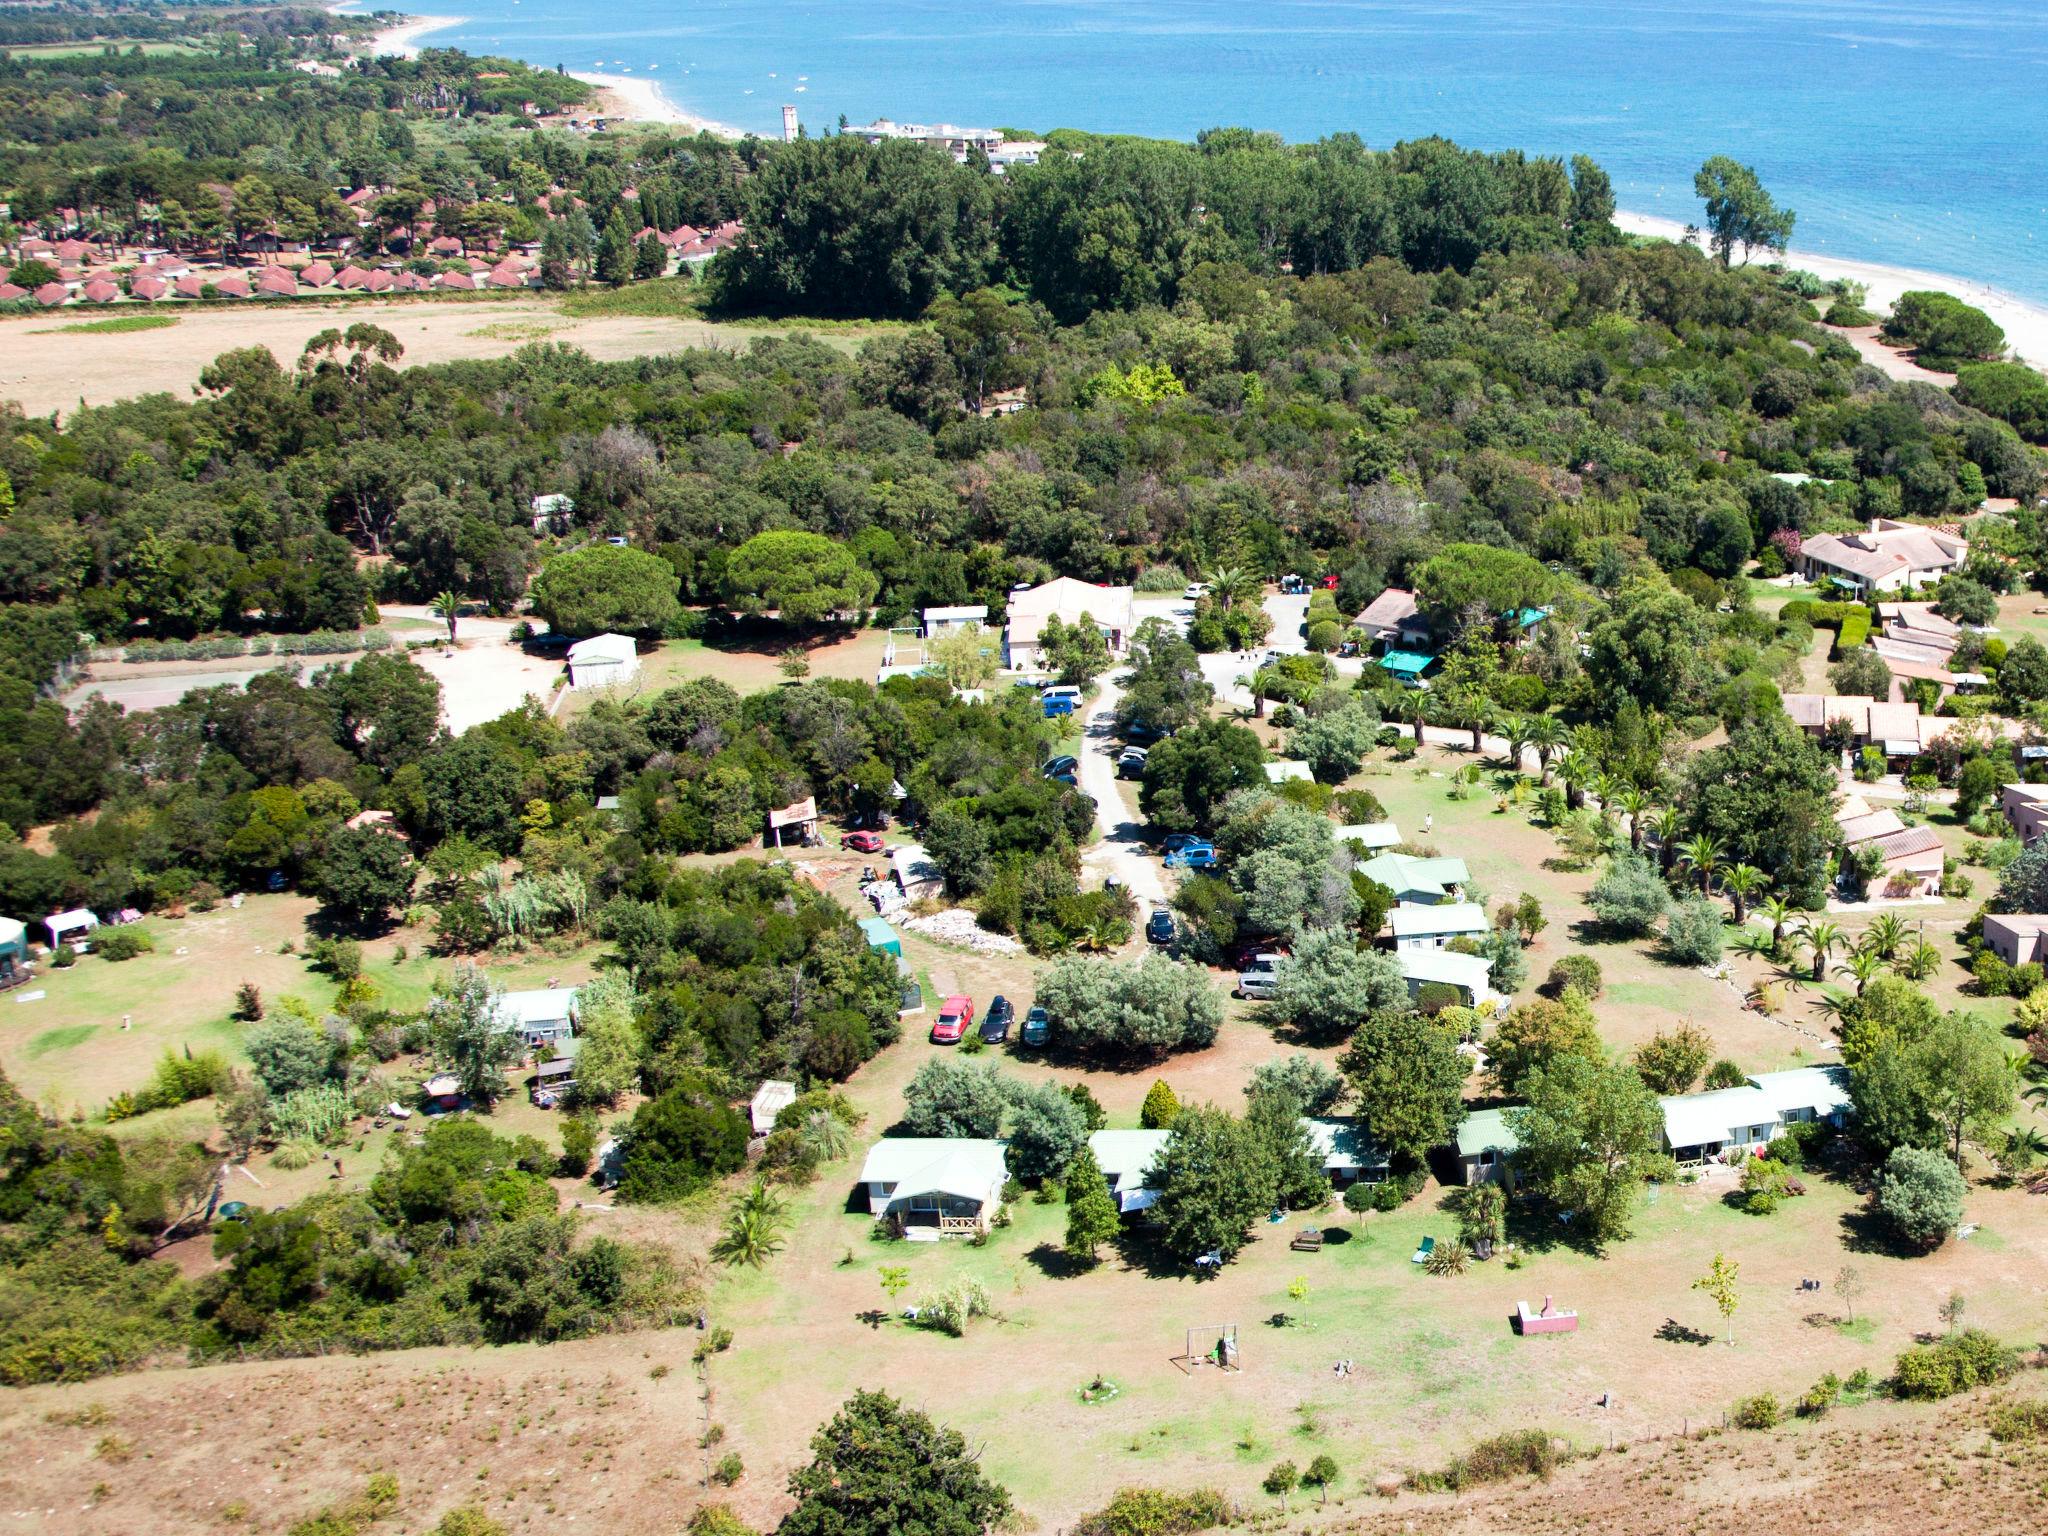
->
[1778,598,1872,657]
[121,629,391,663]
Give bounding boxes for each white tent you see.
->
[45,908,99,946]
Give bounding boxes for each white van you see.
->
[1041,685,1082,706]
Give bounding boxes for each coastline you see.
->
[1615,209,2048,370]
[325,4,466,58]
[567,71,748,138]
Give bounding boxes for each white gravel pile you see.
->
[901,909,1026,955]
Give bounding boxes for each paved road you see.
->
[1076,672,1170,908]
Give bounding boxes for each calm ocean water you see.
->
[434,0,2048,302]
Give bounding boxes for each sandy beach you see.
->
[1616,209,2048,371]
[326,4,464,58]
[568,70,748,137]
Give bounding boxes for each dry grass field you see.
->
[0,296,886,420]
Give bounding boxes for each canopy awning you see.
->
[1826,575,1861,591]
[1379,650,1435,677]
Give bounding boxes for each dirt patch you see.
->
[0,296,879,421]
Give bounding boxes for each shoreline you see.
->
[567,71,748,138]
[325,4,466,58]
[1615,209,2048,370]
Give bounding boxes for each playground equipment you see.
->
[1176,1324,1241,1374]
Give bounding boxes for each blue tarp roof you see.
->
[1509,606,1552,628]
[1379,650,1435,676]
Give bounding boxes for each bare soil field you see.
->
[0,297,876,420]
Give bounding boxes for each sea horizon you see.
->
[394,0,2048,309]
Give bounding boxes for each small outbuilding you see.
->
[750,1078,798,1134]
[491,986,579,1050]
[566,632,639,691]
[766,796,820,848]
[858,916,903,956]
[1089,1128,1170,1214]
[1455,1107,1519,1186]
[44,908,100,949]
[0,917,27,980]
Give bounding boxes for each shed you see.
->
[1455,1108,1518,1185]
[566,632,639,691]
[1263,760,1313,785]
[921,604,989,636]
[750,1078,798,1134]
[766,796,820,848]
[423,1073,463,1111]
[858,916,903,956]
[857,1138,1007,1235]
[890,842,945,902]
[0,917,26,978]
[44,908,99,948]
[532,1057,577,1105]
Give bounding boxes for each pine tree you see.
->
[596,209,634,286]
[1140,1078,1180,1129]
[633,233,668,280]
[1063,1146,1120,1264]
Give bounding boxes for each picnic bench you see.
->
[1290,1228,1324,1253]
[1515,1295,1578,1335]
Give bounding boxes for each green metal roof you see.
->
[1379,649,1435,676]
[1455,1106,1520,1159]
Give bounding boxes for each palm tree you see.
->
[1649,807,1684,874]
[1863,913,1908,961]
[1074,912,1127,953]
[1677,834,1725,896]
[1838,948,1886,995]
[1556,751,1596,811]
[1201,563,1261,612]
[429,589,461,643]
[1502,715,1536,773]
[1463,696,1495,755]
[1800,919,1845,983]
[1612,786,1649,852]
[1721,863,1765,924]
[1757,895,1795,958]
[1996,1125,2048,1181]
[1526,715,1564,781]
[711,1181,788,1268]
[1893,940,1941,981]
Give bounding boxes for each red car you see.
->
[930,994,976,1043]
[844,830,884,853]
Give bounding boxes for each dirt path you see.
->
[1829,323,1957,385]
[1076,673,1169,907]
[0,297,872,419]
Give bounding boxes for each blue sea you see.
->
[429,0,2048,303]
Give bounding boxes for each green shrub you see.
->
[1893,1329,2019,1400]
[1434,1428,1562,1490]
[50,945,75,968]
[1988,1399,2048,1443]
[710,1452,744,1486]
[1544,954,1603,999]
[1795,1374,1841,1418]
[136,1048,232,1112]
[1732,1392,1780,1429]
[95,929,154,962]
[1071,1487,1231,1536]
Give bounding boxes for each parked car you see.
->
[1043,696,1075,719]
[931,995,976,1043]
[1117,747,1149,778]
[1235,953,1285,1000]
[1163,832,1208,853]
[1279,573,1307,594]
[1020,1005,1051,1047]
[1050,769,1079,787]
[843,830,883,853]
[1040,684,1083,705]
[981,995,1013,1043]
[1145,907,1176,946]
[1123,721,1167,744]
[1164,843,1219,870]
[1183,582,1208,602]
[1042,755,1079,777]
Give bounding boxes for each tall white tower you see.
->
[782,104,798,143]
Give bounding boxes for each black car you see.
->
[1050,770,1079,788]
[1042,755,1078,777]
[981,995,1014,1043]
[1145,908,1176,946]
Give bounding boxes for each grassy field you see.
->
[38,313,181,335]
[564,628,897,711]
[0,894,605,1120]
[1,40,201,57]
